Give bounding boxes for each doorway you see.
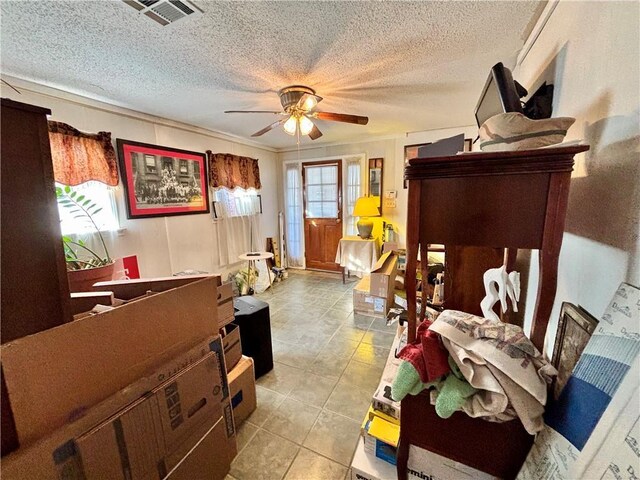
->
[302,160,342,272]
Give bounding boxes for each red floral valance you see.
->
[207,151,261,190]
[48,121,119,186]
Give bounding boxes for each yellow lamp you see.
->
[353,196,380,239]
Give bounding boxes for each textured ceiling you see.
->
[0,1,544,149]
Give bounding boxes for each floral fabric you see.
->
[207,151,261,190]
[48,121,119,186]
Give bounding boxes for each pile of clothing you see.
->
[391,310,557,435]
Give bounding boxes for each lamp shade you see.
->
[353,196,380,217]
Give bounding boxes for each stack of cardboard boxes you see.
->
[353,252,399,318]
[351,326,405,480]
[1,275,256,479]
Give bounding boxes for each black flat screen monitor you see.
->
[475,62,525,127]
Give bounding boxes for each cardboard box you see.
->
[353,276,393,318]
[221,322,242,372]
[77,353,224,479]
[2,336,236,479]
[407,444,499,480]
[164,418,232,480]
[228,356,257,426]
[217,282,235,328]
[369,252,398,298]
[350,437,397,480]
[361,407,399,466]
[1,276,221,448]
[372,330,405,420]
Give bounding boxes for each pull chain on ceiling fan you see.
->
[224,85,369,141]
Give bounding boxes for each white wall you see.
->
[277,125,478,246]
[0,79,279,278]
[514,1,640,354]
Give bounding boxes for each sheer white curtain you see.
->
[211,188,263,266]
[214,214,263,266]
[284,163,304,267]
[345,158,362,236]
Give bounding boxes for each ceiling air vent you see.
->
[123,0,202,26]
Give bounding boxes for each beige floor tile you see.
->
[361,329,396,348]
[289,372,338,407]
[352,343,391,368]
[324,377,373,422]
[308,354,352,380]
[236,421,259,451]
[303,410,361,466]
[284,448,348,480]
[230,430,299,480]
[263,397,320,444]
[341,359,385,392]
[257,362,306,395]
[272,339,322,368]
[247,385,286,426]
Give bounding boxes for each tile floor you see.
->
[226,270,397,480]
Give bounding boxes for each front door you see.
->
[302,160,342,272]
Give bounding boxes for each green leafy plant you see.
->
[234,267,258,295]
[56,185,112,270]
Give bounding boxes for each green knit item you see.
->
[392,360,431,401]
[434,357,478,419]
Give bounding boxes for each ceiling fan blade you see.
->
[308,124,323,140]
[314,111,368,125]
[251,119,286,137]
[225,110,284,114]
[295,93,323,112]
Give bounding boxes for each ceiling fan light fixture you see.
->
[302,96,318,111]
[283,115,298,135]
[299,115,314,136]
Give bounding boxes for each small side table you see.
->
[335,236,379,283]
[238,252,274,293]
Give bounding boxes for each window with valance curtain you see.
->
[206,151,261,190]
[48,121,120,234]
[206,151,263,264]
[48,121,119,187]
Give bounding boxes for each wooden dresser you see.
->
[1,99,71,456]
[398,145,589,480]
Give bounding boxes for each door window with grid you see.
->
[304,164,339,218]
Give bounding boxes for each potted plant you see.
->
[56,185,115,292]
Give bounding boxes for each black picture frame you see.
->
[403,139,472,188]
[116,139,210,219]
[551,302,599,400]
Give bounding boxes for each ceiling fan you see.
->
[224,85,369,141]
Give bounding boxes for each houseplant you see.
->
[56,185,115,292]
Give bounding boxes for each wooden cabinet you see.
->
[398,145,589,479]
[1,98,71,455]
[1,98,70,342]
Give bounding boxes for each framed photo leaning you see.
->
[117,139,209,219]
[551,302,599,400]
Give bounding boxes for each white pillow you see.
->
[479,112,575,152]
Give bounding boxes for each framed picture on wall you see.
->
[116,139,210,219]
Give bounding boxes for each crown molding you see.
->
[0,74,279,153]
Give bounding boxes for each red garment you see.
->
[398,320,450,383]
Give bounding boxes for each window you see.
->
[179,160,188,174]
[56,181,119,235]
[304,165,339,218]
[145,154,156,174]
[284,163,303,267]
[214,188,261,218]
[345,159,362,235]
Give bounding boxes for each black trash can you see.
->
[233,295,273,378]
